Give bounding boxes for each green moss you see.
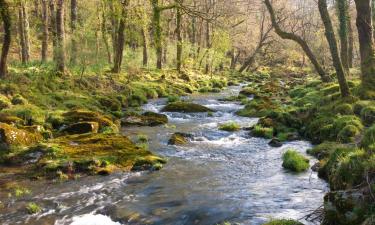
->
[11,94,28,105]
[307,142,345,160]
[2,104,46,125]
[360,106,375,125]
[338,125,360,143]
[353,100,372,115]
[263,219,303,225]
[252,125,273,139]
[0,123,43,147]
[239,87,258,97]
[335,103,354,115]
[0,94,11,110]
[167,95,180,103]
[219,122,241,131]
[26,202,42,214]
[168,133,189,145]
[282,149,309,172]
[361,124,375,148]
[162,102,214,113]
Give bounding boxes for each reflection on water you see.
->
[0,86,328,225]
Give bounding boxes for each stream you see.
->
[0,85,328,225]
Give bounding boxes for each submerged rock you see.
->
[268,138,282,147]
[0,123,42,148]
[162,102,214,113]
[60,122,99,135]
[168,132,192,145]
[122,111,168,127]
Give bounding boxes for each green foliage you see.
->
[337,125,360,143]
[335,103,354,115]
[219,121,241,132]
[353,100,372,115]
[282,149,310,172]
[0,94,11,110]
[360,106,375,125]
[307,142,344,160]
[262,219,303,225]
[252,125,273,139]
[167,95,180,103]
[361,124,375,148]
[26,202,42,214]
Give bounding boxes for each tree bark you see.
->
[111,0,128,73]
[337,0,350,72]
[264,0,330,82]
[141,27,148,66]
[70,0,77,64]
[354,0,375,89]
[100,2,112,64]
[348,4,354,68]
[18,1,30,64]
[152,0,163,69]
[41,0,48,62]
[0,0,11,78]
[176,1,183,72]
[318,0,350,97]
[56,0,66,73]
[49,0,57,61]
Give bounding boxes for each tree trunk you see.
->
[100,2,112,64]
[141,27,148,66]
[111,1,128,73]
[0,0,11,78]
[348,4,354,68]
[49,0,57,61]
[18,1,30,64]
[176,1,182,72]
[41,0,48,62]
[354,0,375,90]
[70,0,77,64]
[109,1,118,61]
[152,0,163,69]
[337,0,350,72]
[264,0,330,82]
[204,19,210,74]
[318,0,350,97]
[56,0,66,73]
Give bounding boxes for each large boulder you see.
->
[60,122,99,135]
[121,112,168,127]
[168,132,192,145]
[268,138,282,147]
[162,102,214,113]
[0,123,42,148]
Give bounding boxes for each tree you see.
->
[56,0,66,73]
[41,0,49,62]
[354,0,375,91]
[318,0,350,97]
[111,0,129,73]
[264,0,330,82]
[70,0,78,64]
[337,0,350,72]
[18,1,30,64]
[49,0,57,61]
[176,0,183,72]
[0,0,11,78]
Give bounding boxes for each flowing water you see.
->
[0,85,328,225]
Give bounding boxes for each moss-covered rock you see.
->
[0,123,43,148]
[361,124,375,148]
[335,103,354,115]
[337,125,360,143]
[0,94,11,110]
[360,106,375,125]
[239,87,258,97]
[282,149,309,172]
[268,138,282,147]
[60,122,99,135]
[122,112,168,127]
[168,133,191,145]
[0,113,23,125]
[251,125,273,139]
[262,219,304,225]
[353,100,372,115]
[1,104,45,125]
[219,122,240,132]
[11,94,28,105]
[162,102,214,113]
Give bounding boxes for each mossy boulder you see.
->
[361,124,375,148]
[353,100,372,115]
[239,87,258,97]
[62,110,119,133]
[268,138,282,147]
[307,142,345,160]
[11,94,28,105]
[0,94,11,110]
[168,132,191,145]
[360,106,375,125]
[251,125,273,139]
[0,113,23,125]
[1,104,46,125]
[262,219,304,225]
[162,102,214,113]
[60,122,99,135]
[121,112,168,127]
[337,125,360,143]
[219,122,240,132]
[282,149,309,172]
[0,123,42,148]
[335,103,354,115]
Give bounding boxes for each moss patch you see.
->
[219,122,240,132]
[282,149,309,172]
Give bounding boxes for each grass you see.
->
[282,150,309,172]
[219,121,241,131]
[262,219,303,225]
[26,202,42,214]
[252,125,274,139]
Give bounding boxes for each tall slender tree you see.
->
[41,0,49,62]
[337,0,350,72]
[354,0,375,91]
[112,0,129,73]
[49,0,57,61]
[56,0,66,73]
[70,0,78,64]
[176,0,183,72]
[18,1,30,64]
[0,0,11,78]
[318,0,350,97]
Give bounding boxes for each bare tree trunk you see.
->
[141,28,148,66]
[111,1,128,73]
[348,3,354,68]
[18,1,30,64]
[318,0,350,97]
[100,2,112,64]
[176,0,183,72]
[0,0,11,78]
[41,0,48,62]
[109,1,118,61]
[49,0,57,61]
[152,0,163,69]
[264,0,330,82]
[70,0,77,64]
[337,0,350,72]
[56,0,66,73]
[354,0,375,90]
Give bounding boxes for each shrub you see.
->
[252,125,273,139]
[282,149,309,172]
[360,106,375,125]
[219,122,241,132]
